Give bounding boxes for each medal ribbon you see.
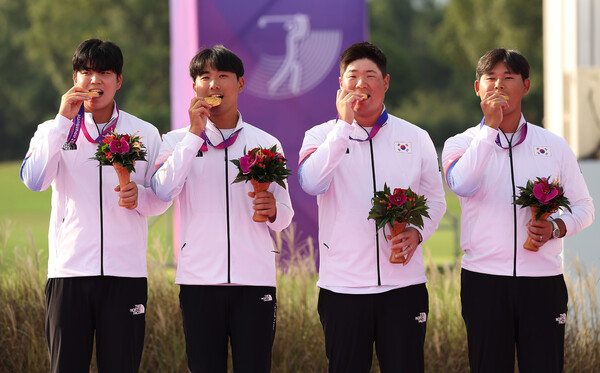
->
[200,127,243,152]
[63,103,120,149]
[349,109,388,142]
[479,117,528,149]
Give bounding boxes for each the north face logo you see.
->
[415,312,427,323]
[555,313,566,325]
[130,304,145,315]
[261,294,273,302]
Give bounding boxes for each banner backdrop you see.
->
[170,0,368,252]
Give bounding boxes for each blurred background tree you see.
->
[0,0,169,160]
[0,0,542,161]
[371,0,543,147]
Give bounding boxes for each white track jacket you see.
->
[298,112,446,290]
[151,115,294,286]
[442,116,594,277]
[21,108,170,278]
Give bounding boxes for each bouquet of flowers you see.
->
[368,183,430,263]
[92,131,147,207]
[231,145,291,222]
[514,176,571,251]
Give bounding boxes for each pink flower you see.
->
[109,138,130,154]
[389,189,407,206]
[533,180,559,204]
[239,155,256,174]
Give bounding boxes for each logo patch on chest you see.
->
[534,146,551,157]
[395,142,412,153]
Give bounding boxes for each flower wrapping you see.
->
[92,131,147,174]
[230,145,291,189]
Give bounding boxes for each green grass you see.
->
[0,161,174,271]
[0,162,52,259]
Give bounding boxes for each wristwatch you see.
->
[550,219,560,239]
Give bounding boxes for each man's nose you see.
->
[494,79,504,90]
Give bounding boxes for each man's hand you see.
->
[480,91,509,130]
[59,87,93,120]
[115,182,138,210]
[188,96,212,136]
[336,89,365,124]
[248,190,277,223]
[526,218,553,249]
[386,226,421,265]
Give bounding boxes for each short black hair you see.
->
[476,48,530,81]
[189,45,244,80]
[339,42,387,77]
[72,39,123,76]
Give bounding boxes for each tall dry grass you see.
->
[0,225,598,372]
[564,258,600,372]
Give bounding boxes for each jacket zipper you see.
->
[369,139,381,286]
[501,130,518,277]
[225,147,231,283]
[99,165,104,276]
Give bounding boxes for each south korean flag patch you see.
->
[534,146,551,157]
[395,142,412,153]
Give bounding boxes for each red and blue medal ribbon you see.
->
[200,127,243,152]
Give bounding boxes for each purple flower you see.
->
[109,138,130,154]
[239,155,256,174]
[533,181,559,204]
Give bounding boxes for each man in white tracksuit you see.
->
[20,39,170,372]
[151,45,293,373]
[298,42,446,373]
[442,48,594,373]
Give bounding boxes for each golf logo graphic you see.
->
[246,14,342,99]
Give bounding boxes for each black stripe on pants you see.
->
[461,269,568,373]
[318,284,428,373]
[45,276,147,373]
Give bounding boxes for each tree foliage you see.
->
[0,0,170,161]
[432,0,544,126]
[370,0,543,148]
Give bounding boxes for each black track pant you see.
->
[179,285,277,373]
[318,284,429,373]
[45,276,147,373]
[461,269,568,373]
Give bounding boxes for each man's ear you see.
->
[474,80,481,97]
[238,77,245,93]
[523,78,531,95]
